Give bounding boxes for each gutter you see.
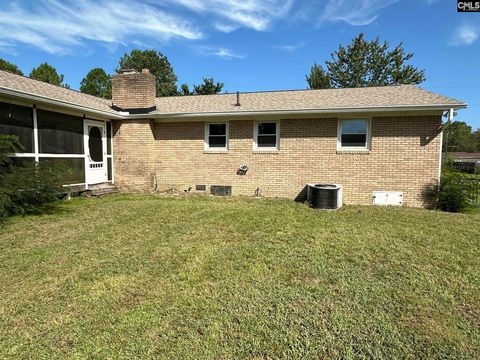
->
[438,108,456,181]
[440,108,455,131]
[140,104,467,120]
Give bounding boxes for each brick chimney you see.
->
[112,69,156,112]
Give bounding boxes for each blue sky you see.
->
[0,0,479,129]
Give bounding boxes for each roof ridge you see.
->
[0,69,111,104]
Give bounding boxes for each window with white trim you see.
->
[254,121,279,150]
[338,119,370,149]
[205,123,228,150]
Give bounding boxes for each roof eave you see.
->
[141,104,467,120]
[0,86,122,119]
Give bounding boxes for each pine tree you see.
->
[29,63,68,87]
[306,34,425,89]
[0,58,23,76]
[80,68,112,99]
[117,50,178,97]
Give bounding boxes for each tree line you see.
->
[0,50,225,98]
[443,121,480,153]
[0,33,426,98]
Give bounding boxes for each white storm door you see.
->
[84,120,107,185]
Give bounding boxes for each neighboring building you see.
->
[449,152,480,173]
[0,69,467,207]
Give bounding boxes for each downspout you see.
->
[438,108,455,180]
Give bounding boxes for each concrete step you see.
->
[85,183,118,197]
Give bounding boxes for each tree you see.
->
[80,68,112,99]
[192,78,224,95]
[443,121,478,153]
[117,50,177,97]
[179,83,191,96]
[306,33,425,89]
[0,135,62,219]
[0,58,23,76]
[306,63,331,89]
[29,63,68,87]
[179,78,224,96]
[473,130,480,152]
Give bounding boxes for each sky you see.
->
[0,0,479,129]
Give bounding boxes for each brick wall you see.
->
[112,70,156,110]
[113,115,442,207]
[112,120,157,192]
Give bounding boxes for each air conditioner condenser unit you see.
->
[307,184,343,210]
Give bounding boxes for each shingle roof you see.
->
[154,85,466,115]
[450,152,480,160]
[0,70,117,115]
[0,69,466,118]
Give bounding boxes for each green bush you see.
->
[0,135,63,219]
[437,174,470,213]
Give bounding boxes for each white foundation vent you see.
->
[373,191,403,206]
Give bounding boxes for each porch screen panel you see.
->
[106,121,112,155]
[0,102,34,153]
[0,157,35,174]
[40,158,85,184]
[107,158,112,181]
[37,110,83,154]
[9,157,35,168]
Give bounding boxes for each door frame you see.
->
[83,119,107,187]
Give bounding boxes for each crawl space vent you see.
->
[210,185,232,196]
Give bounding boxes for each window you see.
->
[205,123,228,150]
[338,119,370,149]
[254,121,279,150]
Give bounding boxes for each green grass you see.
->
[1,195,479,359]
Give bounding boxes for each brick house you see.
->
[0,69,466,207]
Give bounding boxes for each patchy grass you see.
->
[0,195,479,359]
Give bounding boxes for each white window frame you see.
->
[337,118,371,151]
[253,120,280,151]
[204,122,229,151]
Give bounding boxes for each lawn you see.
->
[1,195,479,359]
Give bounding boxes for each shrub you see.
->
[437,174,470,213]
[0,135,63,219]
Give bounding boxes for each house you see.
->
[449,152,480,173]
[0,69,467,207]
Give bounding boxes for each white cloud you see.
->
[0,0,425,56]
[199,46,246,60]
[273,42,306,52]
[0,0,202,54]
[319,0,399,26]
[214,23,239,33]
[449,24,479,46]
[0,40,18,55]
[165,0,294,31]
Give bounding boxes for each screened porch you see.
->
[0,101,114,188]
